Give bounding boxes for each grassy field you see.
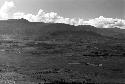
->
[0,38,124,84]
[0,22,125,83]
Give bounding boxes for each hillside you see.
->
[0,19,125,40]
[0,19,125,83]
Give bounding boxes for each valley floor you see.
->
[0,39,124,84]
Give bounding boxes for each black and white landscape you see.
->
[0,0,124,84]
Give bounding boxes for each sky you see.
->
[0,0,124,28]
[0,0,124,19]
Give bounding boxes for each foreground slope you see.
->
[0,19,124,83]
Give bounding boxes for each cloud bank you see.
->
[1,1,125,29]
[83,16,125,29]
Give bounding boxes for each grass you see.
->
[0,38,124,83]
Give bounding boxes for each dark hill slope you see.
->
[0,20,125,83]
[0,20,124,41]
[78,25,125,39]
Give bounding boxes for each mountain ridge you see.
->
[0,19,124,41]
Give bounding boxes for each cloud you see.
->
[13,10,82,26]
[0,1,15,20]
[0,1,124,29]
[13,9,58,22]
[83,16,125,29]
[13,12,37,22]
[13,10,125,29]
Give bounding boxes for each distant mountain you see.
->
[0,19,125,41]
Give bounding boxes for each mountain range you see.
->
[0,19,125,40]
[0,19,125,83]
